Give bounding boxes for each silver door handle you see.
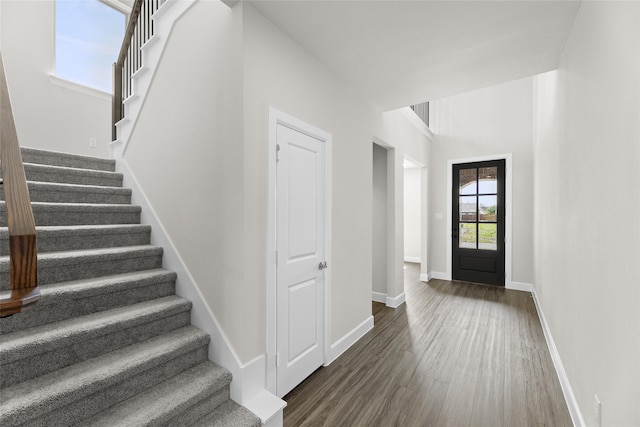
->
[318,261,328,270]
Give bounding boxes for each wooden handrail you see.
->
[113,0,163,141]
[0,50,39,317]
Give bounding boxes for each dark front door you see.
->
[452,160,505,286]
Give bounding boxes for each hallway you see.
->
[283,263,572,426]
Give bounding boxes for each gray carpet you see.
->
[0,147,260,427]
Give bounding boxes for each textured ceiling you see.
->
[248,0,580,110]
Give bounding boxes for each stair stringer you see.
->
[115,159,286,426]
[110,0,197,160]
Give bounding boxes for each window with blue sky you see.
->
[56,0,126,93]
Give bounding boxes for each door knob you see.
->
[318,261,328,270]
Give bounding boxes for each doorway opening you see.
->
[403,156,428,283]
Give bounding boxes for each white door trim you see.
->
[446,153,513,286]
[267,107,332,395]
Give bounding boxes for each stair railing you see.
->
[112,0,164,141]
[0,50,39,317]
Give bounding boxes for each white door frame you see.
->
[446,153,513,286]
[266,107,332,394]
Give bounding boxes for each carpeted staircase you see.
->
[0,147,260,427]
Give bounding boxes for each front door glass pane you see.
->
[478,167,497,194]
[478,223,497,250]
[479,195,497,222]
[459,223,476,249]
[459,196,477,221]
[459,169,477,195]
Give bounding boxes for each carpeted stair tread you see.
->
[0,224,152,255]
[0,326,210,426]
[192,400,262,427]
[0,245,163,289]
[24,163,123,187]
[0,268,175,304]
[0,295,191,364]
[21,147,116,172]
[0,201,141,226]
[82,361,232,427]
[0,269,176,333]
[0,181,132,204]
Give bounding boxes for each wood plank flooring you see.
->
[283,263,572,426]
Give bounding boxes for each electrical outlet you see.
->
[594,394,601,426]
[89,138,97,148]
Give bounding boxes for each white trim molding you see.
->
[266,107,333,396]
[506,281,534,293]
[446,154,513,285]
[325,316,374,366]
[404,256,421,263]
[532,290,586,427]
[420,273,430,282]
[372,291,406,308]
[372,292,387,303]
[386,292,406,308]
[429,271,449,280]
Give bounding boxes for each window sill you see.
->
[49,75,112,101]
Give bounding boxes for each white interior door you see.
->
[276,124,326,398]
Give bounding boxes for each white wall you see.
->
[243,4,431,350]
[243,3,377,345]
[403,167,421,261]
[428,77,534,284]
[533,2,640,425]
[372,144,388,295]
[123,0,252,359]
[122,0,431,365]
[0,0,112,157]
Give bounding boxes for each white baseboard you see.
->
[507,281,534,292]
[420,273,430,282]
[386,292,406,308]
[326,315,374,365]
[532,290,585,427]
[429,271,450,280]
[404,256,421,263]
[372,291,387,303]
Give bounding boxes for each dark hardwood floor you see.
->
[283,263,572,426]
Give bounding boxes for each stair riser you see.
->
[167,387,230,426]
[0,228,151,255]
[0,251,163,290]
[1,311,192,389]
[0,280,175,334]
[7,346,209,427]
[25,165,123,187]
[21,148,116,172]
[0,205,141,227]
[0,187,131,205]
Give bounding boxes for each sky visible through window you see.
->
[56,0,125,93]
